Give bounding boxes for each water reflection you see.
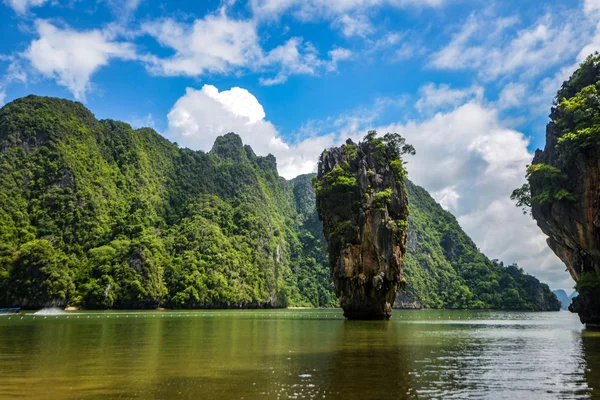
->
[0,310,598,399]
[582,329,600,397]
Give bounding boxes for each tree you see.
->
[7,239,74,308]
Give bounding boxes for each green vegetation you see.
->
[372,188,392,209]
[575,271,600,293]
[403,181,560,310]
[0,96,559,311]
[313,165,357,196]
[554,54,600,163]
[512,163,577,213]
[512,54,600,211]
[0,96,335,309]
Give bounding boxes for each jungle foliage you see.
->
[0,96,335,309]
[512,53,600,211]
[402,181,560,311]
[0,96,558,311]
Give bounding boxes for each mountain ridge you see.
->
[0,95,560,311]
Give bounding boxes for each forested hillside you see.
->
[0,96,559,311]
[397,181,559,310]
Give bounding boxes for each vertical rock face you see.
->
[527,55,600,326]
[531,125,600,325]
[314,133,411,319]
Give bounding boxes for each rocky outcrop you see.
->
[531,132,600,325]
[315,133,411,319]
[528,55,600,326]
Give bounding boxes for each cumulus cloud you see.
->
[142,12,350,85]
[3,0,48,14]
[497,82,527,110]
[527,22,600,115]
[142,14,262,77]
[14,9,350,100]
[0,90,6,107]
[584,0,600,15]
[103,0,144,20]
[415,83,484,113]
[249,0,449,37]
[383,103,569,289]
[259,38,325,85]
[332,14,374,38]
[25,20,139,100]
[250,0,448,21]
[167,84,337,178]
[0,54,27,86]
[430,13,586,81]
[427,3,600,119]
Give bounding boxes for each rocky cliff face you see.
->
[531,126,600,325]
[527,55,600,326]
[314,132,412,319]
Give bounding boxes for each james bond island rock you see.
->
[314,131,414,319]
[513,54,600,326]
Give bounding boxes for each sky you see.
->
[1,0,599,291]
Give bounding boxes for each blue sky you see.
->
[1,0,599,290]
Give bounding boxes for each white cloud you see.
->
[381,102,569,289]
[394,42,417,60]
[203,85,265,123]
[430,13,586,81]
[0,55,26,106]
[329,47,353,63]
[3,0,47,14]
[250,0,448,21]
[333,14,374,38]
[103,0,144,20]
[259,38,322,85]
[249,0,448,38]
[362,31,424,61]
[431,186,460,210]
[528,22,600,115]
[497,82,527,110]
[0,55,27,85]
[577,22,600,62]
[167,85,337,179]
[415,83,484,113]
[115,0,142,12]
[259,41,351,85]
[142,13,262,76]
[584,0,600,15]
[143,12,350,85]
[372,32,403,49]
[25,20,139,100]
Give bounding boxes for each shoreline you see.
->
[36,306,563,313]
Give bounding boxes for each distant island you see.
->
[0,96,559,311]
[553,290,579,310]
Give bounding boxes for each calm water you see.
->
[0,309,599,399]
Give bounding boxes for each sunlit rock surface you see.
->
[315,134,410,319]
[529,56,600,326]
